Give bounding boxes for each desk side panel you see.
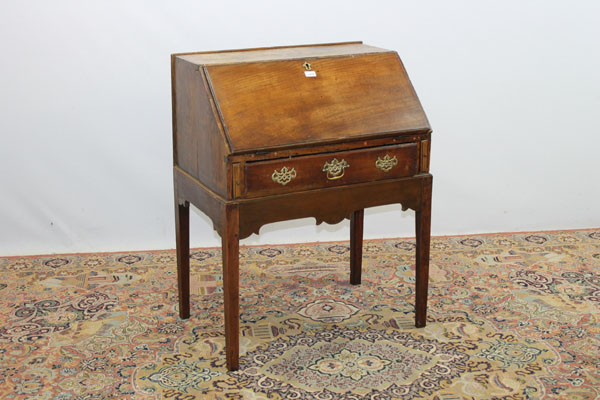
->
[173,57,229,197]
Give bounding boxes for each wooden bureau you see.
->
[171,42,432,371]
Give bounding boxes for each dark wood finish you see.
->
[230,133,426,162]
[222,204,240,370]
[205,52,429,153]
[350,209,364,285]
[415,175,432,327]
[243,143,418,199]
[237,176,424,240]
[174,167,225,236]
[420,139,430,173]
[171,42,433,371]
[172,56,230,197]
[174,195,190,319]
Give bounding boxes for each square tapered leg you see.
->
[350,209,364,285]
[175,199,190,320]
[222,205,240,371]
[415,177,432,328]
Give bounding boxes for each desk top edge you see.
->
[174,42,392,66]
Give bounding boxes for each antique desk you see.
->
[171,42,432,371]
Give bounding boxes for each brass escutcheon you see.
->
[271,166,297,185]
[375,154,398,172]
[322,158,349,180]
[302,62,312,71]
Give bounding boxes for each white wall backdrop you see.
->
[1,0,599,256]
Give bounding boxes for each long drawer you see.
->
[241,143,418,198]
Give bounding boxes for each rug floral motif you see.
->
[1,229,600,399]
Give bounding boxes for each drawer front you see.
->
[243,143,418,198]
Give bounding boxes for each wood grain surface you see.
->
[243,143,418,198]
[172,42,433,371]
[172,57,230,196]
[206,52,429,152]
[178,42,387,65]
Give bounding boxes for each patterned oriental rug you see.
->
[1,229,599,399]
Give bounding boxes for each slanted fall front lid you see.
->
[182,42,430,153]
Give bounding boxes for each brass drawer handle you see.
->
[375,154,398,172]
[271,166,297,185]
[322,158,349,180]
